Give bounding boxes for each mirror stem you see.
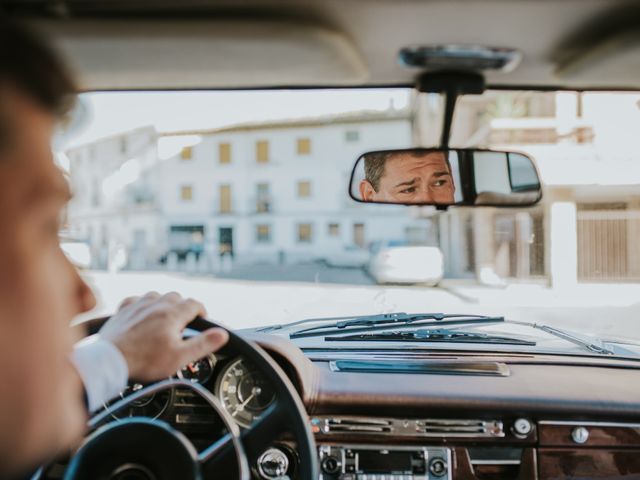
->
[440,87,458,149]
[415,71,486,149]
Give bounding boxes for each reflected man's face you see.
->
[360,151,456,204]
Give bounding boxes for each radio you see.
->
[318,445,451,480]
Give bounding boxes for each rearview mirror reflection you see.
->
[349,148,541,207]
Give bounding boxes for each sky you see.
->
[61,89,412,149]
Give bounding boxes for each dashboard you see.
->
[45,333,640,480]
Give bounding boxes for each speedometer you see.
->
[215,358,275,428]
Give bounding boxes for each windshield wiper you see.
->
[288,312,504,339]
[324,328,535,346]
[504,320,615,355]
[534,324,614,355]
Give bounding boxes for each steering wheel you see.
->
[63,317,318,480]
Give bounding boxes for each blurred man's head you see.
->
[0,17,96,475]
[359,150,456,204]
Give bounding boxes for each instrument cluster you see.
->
[102,354,276,438]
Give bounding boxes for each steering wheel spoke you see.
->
[200,400,288,476]
[242,401,287,458]
[199,432,235,462]
[198,432,236,474]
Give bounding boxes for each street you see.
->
[214,261,374,285]
[79,264,640,341]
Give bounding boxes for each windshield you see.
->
[57,88,640,343]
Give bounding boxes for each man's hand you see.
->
[98,292,228,382]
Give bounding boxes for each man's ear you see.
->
[359,179,376,201]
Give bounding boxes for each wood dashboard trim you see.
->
[538,421,640,448]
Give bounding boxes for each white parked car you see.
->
[368,241,444,285]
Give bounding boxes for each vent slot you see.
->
[312,416,504,438]
[172,388,218,425]
[329,360,510,377]
[415,419,503,436]
[323,417,393,433]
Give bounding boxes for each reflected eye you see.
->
[399,187,417,194]
[433,178,449,187]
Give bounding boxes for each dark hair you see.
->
[0,16,76,149]
[362,151,390,191]
[363,149,451,191]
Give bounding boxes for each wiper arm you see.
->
[257,314,369,333]
[289,312,504,339]
[325,328,535,346]
[505,320,615,355]
[535,324,614,355]
[333,312,448,328]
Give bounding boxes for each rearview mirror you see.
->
[349,148,541,207]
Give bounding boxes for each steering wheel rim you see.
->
[190,317,318,480]
[62,317,318,480]
[64,378,250,480]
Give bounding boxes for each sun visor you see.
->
[554,29,640,88]
[34,19,369,90]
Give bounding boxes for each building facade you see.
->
[65,111,431,271]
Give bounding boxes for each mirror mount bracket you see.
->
[415,70,486,149]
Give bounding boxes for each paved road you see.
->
[214,261,375,285]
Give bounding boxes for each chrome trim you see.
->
[317,444,452,480]
[312,416,504,438]
[257,448,289,479]
[318,442,452,452]
[471,460,521,465]
[539,420,640,428]
[328,359,511,376]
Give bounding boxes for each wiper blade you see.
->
[259,312,440,334]
[325,328,535,346]
[289,312,504,339]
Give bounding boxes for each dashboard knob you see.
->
[513,418,533,437]
[321,455,342,475]
[257,448,289,479]
[429,458,448,477]
[571,426,590,444]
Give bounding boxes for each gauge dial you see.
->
[216,358,275,428]
[104,382,172,420]
[177,354,216,384]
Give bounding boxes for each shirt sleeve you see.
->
[71,335,129,412]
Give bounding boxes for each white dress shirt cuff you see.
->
[71,336,129,412]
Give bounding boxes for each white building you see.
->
[65,110,433,271]
[65,126,163,270]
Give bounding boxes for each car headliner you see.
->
[6,0,640,90]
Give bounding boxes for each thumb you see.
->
[179,328,229,365]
